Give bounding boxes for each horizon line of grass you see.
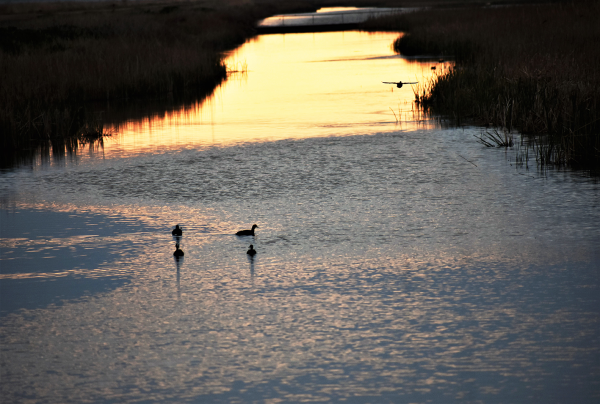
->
[362,1,600,172]
[0,0,317,163]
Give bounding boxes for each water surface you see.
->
[1,28,599,404]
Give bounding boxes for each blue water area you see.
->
[0,276,128,316]
[1,28,599,404]
[0,208,155,316]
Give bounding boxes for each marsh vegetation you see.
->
[363,1,600,171]
[3,0,598,172]
[0,0,314,166]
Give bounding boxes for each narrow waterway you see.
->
[1,25,599,404]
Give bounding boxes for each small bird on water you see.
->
[172,225,182,236]
[236,224,258,236]
[247,245,257,256]
[173,243,184,257]
[382,81,418,89]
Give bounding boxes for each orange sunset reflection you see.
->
[104,31,446,158]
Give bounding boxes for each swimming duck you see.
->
[172,225,182,236]
[236,224,258,236]
[382,81,418,89]
[173,243,184,257]
[247,244,257,256]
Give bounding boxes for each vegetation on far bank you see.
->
[0,0,316,165]
[363,1,600,172]
[2,0,477,166]
[3,0,598,172]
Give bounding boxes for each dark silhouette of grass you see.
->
[363,1,600,172]
[0,0,315,164]
[475,129,513,148]
[4,0,586,168]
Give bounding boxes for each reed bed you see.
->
[0,0,313,163]
[363,1,600,171]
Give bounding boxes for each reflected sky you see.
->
[102,31,442,159]
[259,7,404,27]
[1,28,599,404]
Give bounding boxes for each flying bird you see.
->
[382,81,418,89]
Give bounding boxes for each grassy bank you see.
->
[363,1,600,171]
[5,0,591,169]
[0,0,315,164]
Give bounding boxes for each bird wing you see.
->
[382,81,398,84]
[404,82,419,84]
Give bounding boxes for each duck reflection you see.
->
[173,243,184,257]
[246,245,256,276]
[173,243,184,298]
[174,256,182,298]
[171,227,184,293]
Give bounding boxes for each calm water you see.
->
[1,28,599,404]
[259,7,404,28]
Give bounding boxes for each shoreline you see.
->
[3,0,595,172]
[361,1,600,172]
[0,0,320,164]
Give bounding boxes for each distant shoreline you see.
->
[4,0,590,170]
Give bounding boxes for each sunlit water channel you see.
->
[1,28,599,404]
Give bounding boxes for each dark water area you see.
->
[1,25,599,404]
[0,208,151,315]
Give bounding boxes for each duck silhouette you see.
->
[172,225,182,236]
[382,81,418,88]
[236,224,258,236]
[247,244,257,256]
[173,243,184,257]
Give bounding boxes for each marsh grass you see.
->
[476,129,514,148]
[0,0,314,160]
[364,1,600,171]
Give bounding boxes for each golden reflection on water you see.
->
[104,31,444,158]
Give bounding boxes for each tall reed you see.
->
[0,0,315,161]
[364,1,600,171]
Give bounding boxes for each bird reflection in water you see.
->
[173,243,184,300]
[173,243,184,257]
[174,256,182,299]
[246,244,256,276]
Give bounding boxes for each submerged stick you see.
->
[457,153,477,167]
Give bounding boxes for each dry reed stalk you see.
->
[0,0,317,161]
[364,1,600,171]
